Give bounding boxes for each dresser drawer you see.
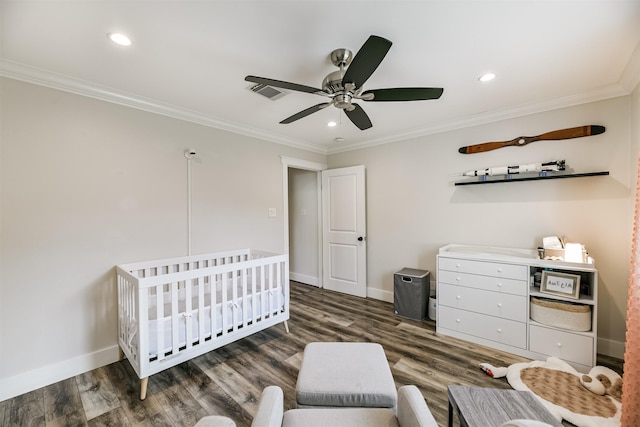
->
[438,257,527,280]
[438,270,527,296]
[529,325,594,367]
[439,283,527,322]
[439,306,527,349]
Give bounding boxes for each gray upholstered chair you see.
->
[195,384,438,427]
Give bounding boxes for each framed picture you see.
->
[540,271,581,299]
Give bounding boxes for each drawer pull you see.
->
[456,263,461,268]
[497,303,503,307]
[456,276,461,281]
[557,342,563,347]
[497,268,503,273]
[497,328,502,333]
[497,282,503,288]
[456,295,461,300]
[456,318,461,323]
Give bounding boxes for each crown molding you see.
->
[0,59,329,155]
[620,40,640,93]
[327,81,630,155]
[2,57,635,157]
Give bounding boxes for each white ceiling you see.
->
[2,1,639,154]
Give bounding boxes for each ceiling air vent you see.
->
[248,83,287,100]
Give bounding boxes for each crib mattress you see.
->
[138,281,284,356]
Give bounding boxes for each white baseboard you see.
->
[597,337,625,359]
[290,272,319,287]
[0,345,120,402]
[367,286,393,303]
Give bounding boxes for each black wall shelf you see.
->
[454,171,609,186]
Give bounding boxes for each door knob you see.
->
[357,236,364,241]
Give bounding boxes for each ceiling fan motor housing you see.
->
[322,70,345,94]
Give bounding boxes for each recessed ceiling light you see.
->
[478,73,496,82]
[108,33,132,46]
[327,121,337,127]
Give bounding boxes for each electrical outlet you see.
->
[268,208,277,218]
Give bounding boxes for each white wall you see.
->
[329,96,635,358]
[0,78,325,400]
[288,168,319,286]
[1,76,636,400]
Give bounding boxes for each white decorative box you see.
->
[530,297,591,332]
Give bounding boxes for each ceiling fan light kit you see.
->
[245,35,444,131]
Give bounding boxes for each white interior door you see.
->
[322,165,367,297]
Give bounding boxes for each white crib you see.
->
[116,249,289,399]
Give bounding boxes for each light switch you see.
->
[268,208,277,217]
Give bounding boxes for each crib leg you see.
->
[284,320,290,334]
[140,377,149,400]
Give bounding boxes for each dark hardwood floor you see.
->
[1,282,623,427]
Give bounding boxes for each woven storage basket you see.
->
[530,296,592,332]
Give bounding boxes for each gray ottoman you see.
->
[296,342,397,409]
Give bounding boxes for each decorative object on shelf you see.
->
[564,243,587,263]
[458,125,605,154]
[540,237,589,263]
[540,271,581,299]
[462,160,565,179]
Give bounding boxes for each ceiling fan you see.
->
[245,35,444,130]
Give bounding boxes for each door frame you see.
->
[281,156,327,287]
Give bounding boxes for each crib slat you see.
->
[260,264,266,321]
[185,279,193,350]
[268,262,274,318]
[198,276,205,345]
[231,269,238,332]
[137,284,147,371]
[276,260,282,316]
[210,274,217,338]
[131,280,139,362]
[221,273,228,336]
[171,282,179,356]
[155,286,164,361]
[118,276,126,344]
[242,268,248,327]
[251,265,257,324]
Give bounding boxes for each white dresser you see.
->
[436,244,598,372]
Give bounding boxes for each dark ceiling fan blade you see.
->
[245,75,325,95]
[344,104,373,130]
[280,103,332,124]
[341,35,392,89]
[362,87,444,101]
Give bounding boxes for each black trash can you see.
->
[393,268,431,320]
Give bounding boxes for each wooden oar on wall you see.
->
[458,125,605,154]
